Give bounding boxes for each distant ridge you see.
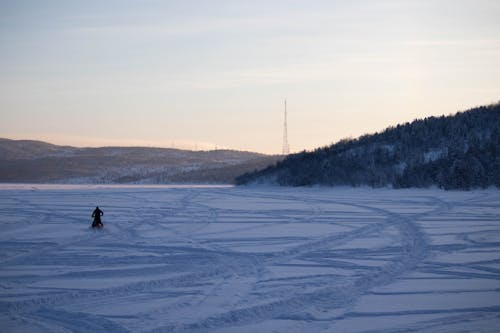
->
[0,139,281,184]
[236,103,500,190]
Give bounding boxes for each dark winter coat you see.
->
[92,207,103,222]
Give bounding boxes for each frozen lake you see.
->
[1,185,500,332]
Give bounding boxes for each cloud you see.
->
[403,39,500,47]
[68,10,332,40]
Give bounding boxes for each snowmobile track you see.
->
[1,186,499,333]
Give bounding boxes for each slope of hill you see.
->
[237,103,500,190]
[0,139,281,184]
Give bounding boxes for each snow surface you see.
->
[1,184,499,332]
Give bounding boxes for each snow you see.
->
[1,185,499,332]
[423,148,447,163]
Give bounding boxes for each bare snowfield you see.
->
[1,184,499,332]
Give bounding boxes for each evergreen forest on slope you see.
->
[236,103,500,190]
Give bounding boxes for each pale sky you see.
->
[1,0,499,154]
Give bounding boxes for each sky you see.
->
[1,0,500,154]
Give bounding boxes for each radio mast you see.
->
[282,99,290,155]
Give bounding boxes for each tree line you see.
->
[236,103,500,190]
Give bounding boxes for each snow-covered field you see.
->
[1,185,499,332]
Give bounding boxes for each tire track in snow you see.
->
[355,309,500,333]
[147,194,446,333]
[0,189,117,265]
[0,227,109,266]
[0,186,393,317]
[22,308,130,333]
[1,189,450,332]
[0,214,388,315]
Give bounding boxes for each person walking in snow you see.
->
[91,206,104,228]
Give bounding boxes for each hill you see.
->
[0,139,281,184]
[236,103,500,190]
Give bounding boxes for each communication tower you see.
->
[282,99,290,155]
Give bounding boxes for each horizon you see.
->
[3,100,498,154]
[1,1,500,154]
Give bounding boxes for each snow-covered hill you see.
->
[1,185,499,332]
[0,139,281,184]
[237,103,500,190]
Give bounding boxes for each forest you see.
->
[0,139,280,184]
[237,103,500,190]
